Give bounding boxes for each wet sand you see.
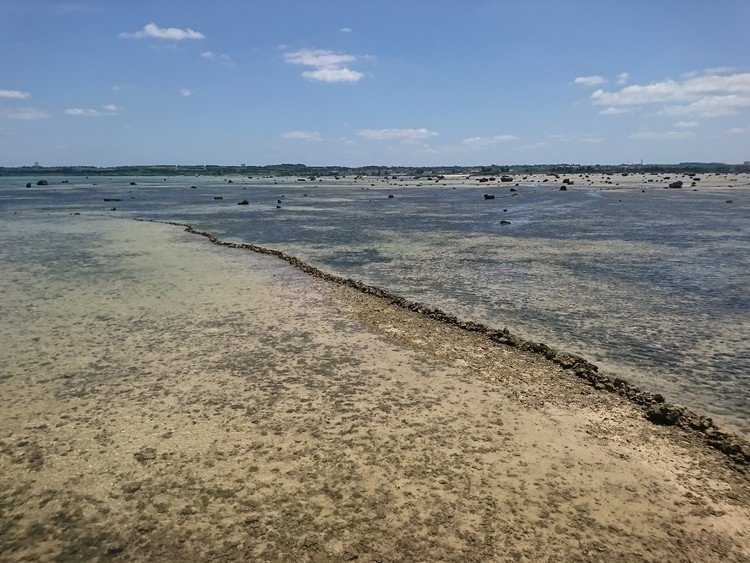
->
[1,216,749,561]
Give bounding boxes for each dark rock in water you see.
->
[509,187,517,192]
[726,200,733,203]
[501,175,513,182]
[499,220,511,225]
[130,181,137,185]
[214,196,223,200]
[277,199,282,204]
[503,209,508,212]
[228,179,233,183]
[36,180,48,186]
[642,189,646,192]
[110,207,117,211]
[61,180,69,183]
[387,194,395,199]
[559,185,567,191]
[668,180,683,188]
[25,183,31,188]
[483,193,495,199]
[190,185,197,189]
[134,447,157,463]
[238,199,249,205]
[103,198,122,202]
[276,205,281,209]
[478,177,489,183]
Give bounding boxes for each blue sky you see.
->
[1,0,748,166]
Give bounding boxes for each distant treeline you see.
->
[1,162,748,177]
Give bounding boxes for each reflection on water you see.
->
[1,175,749,436]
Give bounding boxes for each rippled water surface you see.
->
[2,175,749,435]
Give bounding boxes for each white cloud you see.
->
[201,51,234,66]
[302,67,363,83]
[628,130,695,140]
[119,22,204,41]
[0,89,30,99]
[0,107,49,120]
[283,48,367,83]
[573,75,607,87]
[461,134,518,146]
[599,106,639,115]
[180,88,192,97]
[616,72,629,85]
[200,51,216,59]
[356,128,438,140]
[674,120,700,128]
[590,70,750,118]
[726,126,748,134]
[65,104,119,117]
[340,27,352,33]
[281,130,322,141]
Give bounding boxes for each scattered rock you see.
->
[483,193,495,200]
[190,186,197,189]
[726,200,733,203]
[387,194,394,199]
[121,482,141,494]
[110,207,117,211]
[25,183,31,188]
[103,198,122,202]
[646,404,682,425]
[214,196,223,200]
[668,180,683,189]
[238,200,249,205]
[499,220,511,225]
[559,185,567,191]
[134,447,157,463]
[501,175,513,182]
[130,181,137,185]
[36,180,48,186]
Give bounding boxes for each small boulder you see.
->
[669,180,683,189]
[559,185,567,191]
[36,180,48,186]
[499,220,511,225]
[238,199,249,205]
[130,181,137,186]
[483,193,495,200]
[387,194,394,199]
[25,182,31,188]
[500,175,513,182]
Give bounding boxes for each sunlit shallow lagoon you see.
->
[2,174,749,436]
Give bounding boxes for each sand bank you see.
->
[0,216,749,561]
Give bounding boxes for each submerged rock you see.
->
[483,193,495,199]
[25,182,31,188]
[238,199,249,205]
[36,180,48,186]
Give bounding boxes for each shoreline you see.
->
[142,217,750,467]
[2,215,749,560]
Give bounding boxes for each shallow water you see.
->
[2,175,749,435]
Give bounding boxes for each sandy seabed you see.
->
[0,216,749,561]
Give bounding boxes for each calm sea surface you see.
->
[2,175,749,436]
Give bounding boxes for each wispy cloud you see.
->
[628,130,695,140]
[674,120,700,128]
[516,141,550,150]
[599,106,639,115]
[119,22,204,41]
[180,88,192,97]
[616,72,630,85]
[340,27,352,33]
[0,89,31,99]
[357,128,438,140]
[590,69,750,117]
[200,51,234,66]
[460,134,518,147]
[65,104,120,117]
[573,75,607,87]
[0,107,49,120]
[283,48,367,83]
[726,126,748,134]
[281,130,322,141]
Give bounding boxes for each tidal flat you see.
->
[0,215,749,561]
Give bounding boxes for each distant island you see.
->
[1,162,749,177]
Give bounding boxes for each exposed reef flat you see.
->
[0,216,749,561]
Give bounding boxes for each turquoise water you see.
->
[2,175,749,435]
